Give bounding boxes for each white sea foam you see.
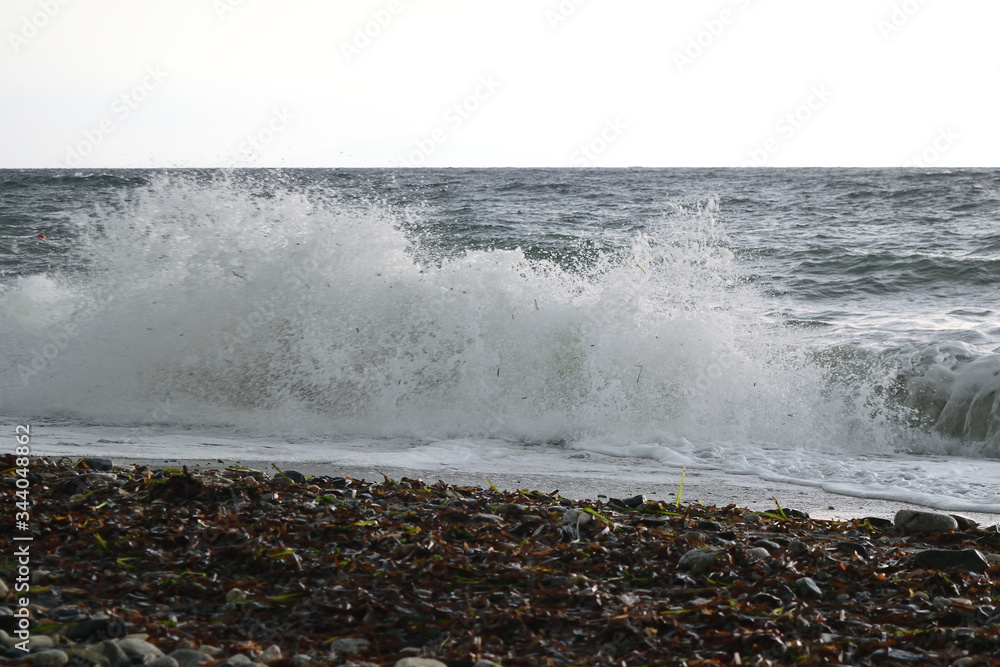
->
[2,173,998,511]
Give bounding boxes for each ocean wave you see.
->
[1,172,998,460]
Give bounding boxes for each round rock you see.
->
[395,659,448,667]
[168,649,210,667]
[894,509,958,534]
[119,638,166,661]
[148,657,180,667]
[330,638,371,655]
[28,650,69,667]
[678,548,728,572]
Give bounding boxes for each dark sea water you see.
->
[2,169,999,510]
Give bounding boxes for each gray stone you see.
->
[119,638,166,660]
[27,635,55,650]
[745,547,771,560]
[226,588,248,604]
[29,650,69,667]
[330,638,370,655]
[870,648,924,663]
[148,658,180,667]
[0,577,8,600]
[258,645,282,664]
[911,549,990,573]
[64,648,109,665]
[83,472,118,485]
[168,649,210,667]
[273,469,307,484]
[83,458,114,471]
[950,514,979,530]
[678,548,727,571]
[787,539,809,555]
[98,639,129,667]
[198,645,224,659]
[795,576,823,599]
[753,539,781,551]
[395,660,448,667]
[228,656,253,666]
[0,629,12,648]
[894,509,959,534]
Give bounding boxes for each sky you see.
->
[1,0,998,168]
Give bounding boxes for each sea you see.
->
[2,168,999,512]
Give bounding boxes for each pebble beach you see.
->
[3,455,1000,666]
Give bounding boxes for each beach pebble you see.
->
[678,548,727,572]
[27,635,55,649]
[273,470,307,484]
[619,494,647,508]
[787,539,809,555]
[258,645,282,664]
[753,539,781,551]
[330,638,371,656]
[894,509,958,534]
[119,638,166,661]
[745,547,771,560]
[696,520,722,532]
[82,457,114,471]
[97,639,129,666]
[795,577,823,599]
[560,508,592,525]
[911,549,989,573]
[226,588,248,604]
[395,659,448,667]
[28,650,69,667]
[869,648,924,663]
[66,648,114,665]
[198,645,225,658]
[168,649,210,667]
[949,514,979,530]
[228,655,253,666]
[148,657,180,667]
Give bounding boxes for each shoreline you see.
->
[123,457,1000,527]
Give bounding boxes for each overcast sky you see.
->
[2,0,997,168]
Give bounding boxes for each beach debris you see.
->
[3,453,1000,666]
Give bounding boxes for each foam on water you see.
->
[1,173,998,510]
